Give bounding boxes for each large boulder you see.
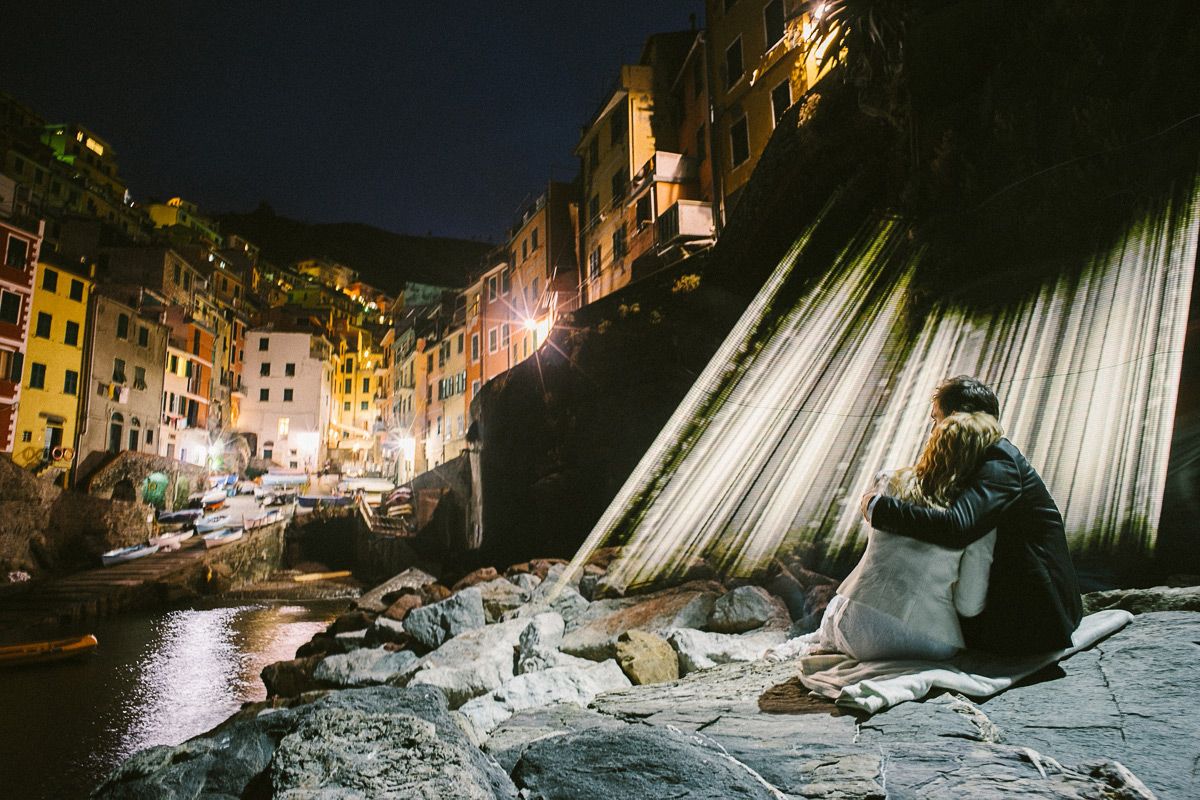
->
[271,708,497,799]
[476,577,532,622]
[484,704,630,774]
[559,582,721,660]
[501,579,591,627]
[669,629,789,675]
[458,660,632,735]
[707,586,790,633]
[397,617,530,708]
[355,567,439,613]
[382,592,423,622]
[510,725,780,799]
[515,612,591,674]
[94,686,517,800]
[312,647,418,688]
[404,586,487,650]
[453,566,500,590]
[615,630,679,685]
[262,656,323,697]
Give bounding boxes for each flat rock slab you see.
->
[355,567,438,613]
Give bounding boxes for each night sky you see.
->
[3,1,703,242]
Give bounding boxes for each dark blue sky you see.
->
[3,1,703,241]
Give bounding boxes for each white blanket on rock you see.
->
[794,609,1133,715]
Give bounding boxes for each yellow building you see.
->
[12,258,93,484]
[329,329,384,473]
[706,0,826,220]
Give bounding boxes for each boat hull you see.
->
[101,544,160,567]
[202,529,244,549]
[0,634,99,667]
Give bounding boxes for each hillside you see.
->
[217,205,493,292]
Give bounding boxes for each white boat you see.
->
[101,543,161,567]
[151,528,194,550]
[243,509,281,530]
[261,472,309,488]
[337,477,395,494]
[195,514,230,533]
[203,528,243,549]
[201,489,227,510]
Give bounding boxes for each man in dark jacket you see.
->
[862,376,1084,655]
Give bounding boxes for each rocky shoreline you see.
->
[92,557,1200,799]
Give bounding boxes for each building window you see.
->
[35,312,51,338]
[283,388,293,402]
[588,195,599,224]
[471,334,479,361]
[278,417,289,437]
[29,362,46,389]
[263,448,272,460]
[259,388,269,401]
[169,354,179,373]
[116,313,129,339]
[138,326,149,347]
[531,228,539,250]
[456,332,464,354]
[285,362,296,376]
[636,195,653,228]
[113,357,126,383]
[261,362,271,377]
[611,170,626,201]
[362,377,370,393]
[146,429,154,446]
[612,225,627,260]
[21,430,31,442]
[588,137,599,170]
[521,239,528,260]
[64,369,78,395]
[771,79,792,126]
[345,357,354,373]
[5,236,27,268]
[134,366,146,390]
[343,401,351,411]
[501,268,511,294]
[730,114,750,167]
[63,319,79,346]
[69,279,84,301]
[41,268,58,293]
[764,0,785,49]
[488,327,498,353]
[588,247,601,279]
[258,337,268,351]
[360,401,368,410]
[471,379,480,396]
[610,103,627,145]
[501,323,510,349]
[343,377,351,393]
[173,264,182,284]
[725,36,744,89]
[0,290,21,324]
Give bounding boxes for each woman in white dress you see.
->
[819,411,1003,661]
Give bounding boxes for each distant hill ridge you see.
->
[217,205,493,293]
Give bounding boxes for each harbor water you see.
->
[0,599,343,799]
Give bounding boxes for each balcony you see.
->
[656,200,715,249]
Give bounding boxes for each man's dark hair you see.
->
[933,375,1000,418]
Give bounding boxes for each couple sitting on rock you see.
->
[819,376,1083,660]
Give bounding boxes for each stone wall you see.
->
[0,454,154,576]
[85,450,208,507]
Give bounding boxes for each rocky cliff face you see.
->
[0,455,152,577]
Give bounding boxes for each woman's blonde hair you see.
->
[889,411,1004,508]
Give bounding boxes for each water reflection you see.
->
[0,600,342,800]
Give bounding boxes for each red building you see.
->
[0,181,43,453]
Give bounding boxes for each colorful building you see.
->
[11,257,93,483]
[0,191,42,455]
[238,325,333,471]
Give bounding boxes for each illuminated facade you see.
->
[0,199,41,455]
[239,326,333,471]
[12,257,87,484]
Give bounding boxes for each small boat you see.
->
[0,634,99,667]
[157,508,203,524]
[293,570,352,583]
[261,471,310,488]
[203,528,243,549]
[101,543,161,567]
[338,477,395,494]
[195,514,230,533]
[151,528,194,550]
[243,509,281,530]
[201,489,226,511]
[298,494,352,509]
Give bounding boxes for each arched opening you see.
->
[112,477,136,502]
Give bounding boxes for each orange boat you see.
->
[0,634,99,667]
